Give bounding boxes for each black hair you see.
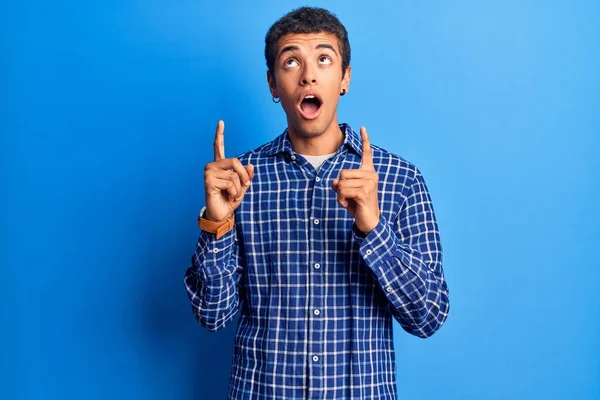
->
[265,7,351,77]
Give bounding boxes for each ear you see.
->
[341,65,352,94]
[267,71,278,97]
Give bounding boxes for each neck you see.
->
[287,119,344,156]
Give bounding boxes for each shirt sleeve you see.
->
[183,224,245,332]
[352,169,450,338]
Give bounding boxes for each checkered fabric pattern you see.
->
[184,124,449,399]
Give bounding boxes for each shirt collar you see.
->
[263,123,362,157]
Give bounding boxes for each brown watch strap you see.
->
[197,213,235,239]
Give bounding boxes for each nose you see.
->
[300,63,317,85]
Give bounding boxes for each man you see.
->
[184,7,449,399]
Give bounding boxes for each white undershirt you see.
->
[299,152,336,172]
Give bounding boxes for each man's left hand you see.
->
[332,126,380,234]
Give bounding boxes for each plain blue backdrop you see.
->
[2,1,599,399]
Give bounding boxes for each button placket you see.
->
[307,172,324,393]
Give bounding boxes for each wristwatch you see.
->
[197,206,235,239]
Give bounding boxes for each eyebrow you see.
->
[316,43,337,54]
[278,43,338,58]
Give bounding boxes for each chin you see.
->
[297,124,325,137]
[290,116,331,138]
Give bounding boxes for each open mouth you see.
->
[298,94,322,119]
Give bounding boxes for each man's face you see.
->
[268,32,351,139]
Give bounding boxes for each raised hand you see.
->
[204,120,255,222]
[332,127,380,234]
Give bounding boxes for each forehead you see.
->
[276,32,340,55]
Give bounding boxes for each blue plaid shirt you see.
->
[184,124,449,399]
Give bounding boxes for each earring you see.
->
[272,96,280,103]
[340,89,347,96]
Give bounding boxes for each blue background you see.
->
[2,1,599,399]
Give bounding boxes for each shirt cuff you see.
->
[352,216,396,265]
[353,216,427,305]
[195,227,237,279]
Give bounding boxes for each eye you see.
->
[318,56,332,65]
[284,58,299,68]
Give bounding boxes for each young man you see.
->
[184,7,449,399]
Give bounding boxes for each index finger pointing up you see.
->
[214,120,225,161]
[360,126,374,171]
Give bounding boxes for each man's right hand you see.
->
[203,120,255,222]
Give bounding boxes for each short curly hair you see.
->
[265,7,351,77]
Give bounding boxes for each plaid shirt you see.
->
[184,124,449,399]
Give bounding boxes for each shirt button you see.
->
[291,155,296,161]
[313,355,319,362]
[366,249,373,255]
[314,263,320,269]
[315,177,321,182]
[213,248,219,253]
[314,309,320,316]
[386,286,393,293]
[314,219,320,225]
